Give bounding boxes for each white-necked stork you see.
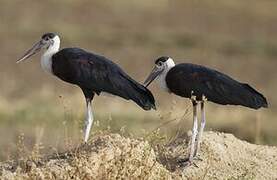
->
[144,56,268,165]
[17,32,156,142]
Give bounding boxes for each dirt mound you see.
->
[1,131,277,179]
[160,131,277,179]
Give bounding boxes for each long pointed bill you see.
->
[16,40,45,63]
[144,66,164,87]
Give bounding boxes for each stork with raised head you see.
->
[144,56,268,165]
[17,32,156,142]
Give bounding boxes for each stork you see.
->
[17,32,156,142]
[144,56,268,165]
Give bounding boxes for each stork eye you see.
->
[157,62,163,66]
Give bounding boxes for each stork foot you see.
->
[176,158,199,168]
[193,154,203,161]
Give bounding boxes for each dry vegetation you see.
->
[0,0,276,178]
[1,131,276,179]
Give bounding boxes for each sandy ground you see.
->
[1,131,277,180]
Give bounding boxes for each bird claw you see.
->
[193,155,203,161]
[176,158,199,168]
[177,152,203,168]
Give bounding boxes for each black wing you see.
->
[52,48,155,110]
[166,63,268,109]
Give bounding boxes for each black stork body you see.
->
[17,33,156,142]
[144,56,268,164]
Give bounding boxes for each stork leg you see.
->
[82,91,95,143]
[194,101,206,157]
[188,100,198,162]
[84,98,94,143]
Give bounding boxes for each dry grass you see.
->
[1,131,276,179]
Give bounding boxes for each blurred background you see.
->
[0,0,276,160]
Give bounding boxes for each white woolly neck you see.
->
[41,35,60,74]
[157,57,175,91]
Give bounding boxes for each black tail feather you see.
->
[130,84,156,111]
[120,72,156,110]
[242,83,268,109]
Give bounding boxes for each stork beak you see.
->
[16,40,45,63]
[144,66,164,87]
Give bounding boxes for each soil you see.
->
[1,131,277,180]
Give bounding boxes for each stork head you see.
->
[17,32,60,63]
[144,56,175,87]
